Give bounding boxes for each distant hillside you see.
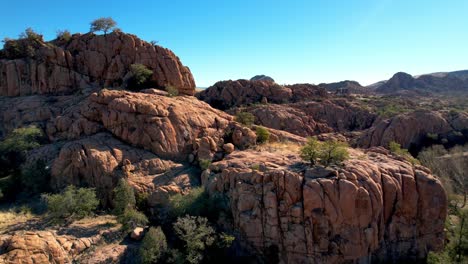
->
[368,70,468,94]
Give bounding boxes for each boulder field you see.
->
[0,34,454,263]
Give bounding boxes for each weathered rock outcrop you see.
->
[357,110,468,149]
[318,80,370,95]
[0,216,124,264]
[203,148,447,263]
[196,80,327,110]
[0,31,196,96]
[238,100,376,137]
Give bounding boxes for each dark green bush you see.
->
[20,159,50,194]
[235,112,255,127]
[42,186,99,223]
[117,208,149,233]
[127,64,153,90]
[300,137,321,165]
[113,178,136,215]
[255,126,270,144]
[173,215,215,264]
[1,28,44,59]
[140,226,168,264]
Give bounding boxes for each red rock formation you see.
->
[357,110,468,149]
[239,100,376,137]
[0,32,196,96]
[202,148,447,263]
[196,80,328,110]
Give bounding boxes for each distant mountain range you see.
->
[368,70,468,94]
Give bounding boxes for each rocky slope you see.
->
[357,110,468,150]
[237,99,376,137]
[0,31,196,96]
[203,147,447,263]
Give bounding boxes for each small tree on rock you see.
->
[90,17,117,35]
[319,140,349,167]
[300,137,322,165]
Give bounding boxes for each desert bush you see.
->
[43,186,99,223]
[168,187,230,221]
[20,159,50,194]
[113,178,136,215]
[140,226,168,264]
[90,17,117,34]
[389,141,420,165]
[235,112,255,127]
[166,85,179,97]
[300,138,349,166]
[118,208,149,233]
[56,29,72,42]
[128,64,153,90]
[300,137,322,165]
[255,126,270,144]
[319,140,350,166]
[199,159,211,170]
[173,215,215,264]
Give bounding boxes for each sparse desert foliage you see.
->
[90,17,117,34]
[389,141,420,165]
[43,186,99,223]
[166,85,179,97]
[56,29,72,42]
[235,111,255,127]
[300,138,349,166]
[140,226,168,264]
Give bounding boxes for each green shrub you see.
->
[166,85,179,97]
[173,215,215,264]
[389,141,420,165]
[0,126,43,154]
[118,208,149,233]
[319,140,350,166]
[255,126,270,144]
[199,159,211,170]
[90,17,117,34]
[235,112,255,127]
[43,186,99,223]
[140,226,168,264]
[20,159,50,194]
[128,64,153,90]
[169,187,206,218]
[300,138,349,166]
[1,28,44,59]
[113,179,136,215]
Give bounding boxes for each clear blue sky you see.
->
[2,0,467,87]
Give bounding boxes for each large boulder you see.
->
[203,148,447,263]
[250,75,275,83]
[0,31,196,96]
